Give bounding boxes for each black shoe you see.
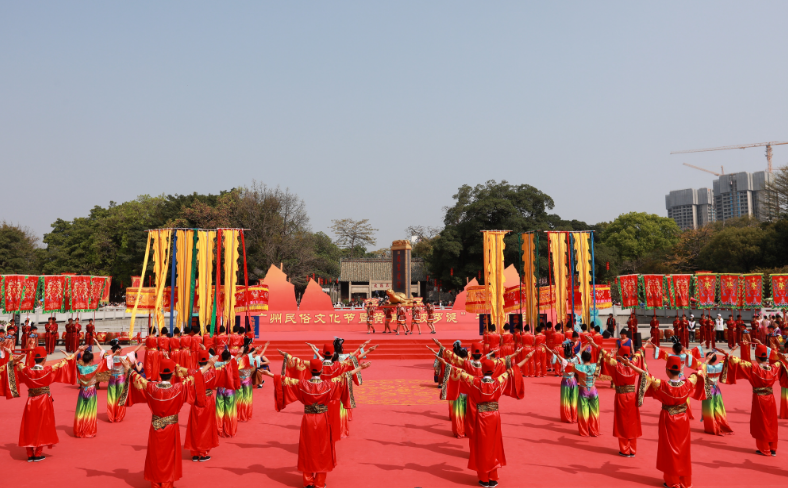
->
[33,456,45,462]
[199,456,211,462]
[192,456,199,462]
[27,457,33,463]
[771,450,777,456]
[478,482,489,488]
[488,481,499,488]
[756,450,768,456]
[618,451,628,457]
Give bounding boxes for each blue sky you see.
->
[2,2,787,247]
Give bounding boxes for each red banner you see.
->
[695,274,717,308]
[70,276,92,311]
[2,275,39,312]
[42,276,67,312]
[88,277,108,310]
[131,276,142,288]
[125,286,178,312]
[100,276,112,303]
[671,275,692,308]
[465,285,490,314]
[503,285,525,313]
[234,285,270,313]
[617,275,639,309]
[595,285,612,308]
[719,274,741,308]
[642,275,664,308]
[771,274,788,307]
[743,274,763,307]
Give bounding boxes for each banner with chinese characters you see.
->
[719,274,742,308]
[537,285,556,311]
[100,276,112,303]
[671,275,692,309]
[594,285,612,309]
[465,285,491,314]
[42,276,68,313]
[770,274,788,307]
[88,277,108,310]
[2,275,40,312]
[743,274,763,308]
[617,274,639,309]
[69,276,93,311]
[694,273,717,308]
[234,285,270,313]
[642,274,666,309]
[503,285,525,313]
[125,286,177,312]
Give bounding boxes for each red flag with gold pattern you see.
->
[617,274,639,309]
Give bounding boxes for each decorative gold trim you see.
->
[439,364,452,400]
[151,414,178,430]
[28,386,51,397]
[720,357,730,384]
[6,361,19,399]
[615,385,636,394]
[477,401,499,412]
[350,355,362,386]
[636,372,649,407]
[346,373,357,409]
[754,387,774,396]
[304,403,328,414]
[118,372,131,406]
[662,403,688,415]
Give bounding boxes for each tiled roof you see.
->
[339,258,426,282]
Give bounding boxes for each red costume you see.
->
[672,317,680,343]
[500,333,515,357]
[484,331,502,356]
[602,347,645,456]
[703,316,716,349]
[725,345,787,455]
[214,333,229,352]
[273,358,356,488]
[726,317,736,348]
[21,324,31,351]
[44,320,58,355]
[144,335,161,382]
[168,336,181,367]
[179,335,193,368]
[441,359,525,485]
[74,320,82,348]
[679,317,689,348]
[184,351,220,459]
[627,314,638,340]
[639,357,705,488]
[649,316,660,347]
[228,333,244,356]
[521,332,536,377]
[534,332,547,377]
[85,322,96,347]
[6,347,76,459]
[202,333,214,352]
[131,359,202,488]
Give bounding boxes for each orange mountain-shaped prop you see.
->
[452,278,479,310]
[261,264,297,311]
[299,279,335,311]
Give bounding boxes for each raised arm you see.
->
[352,340,372,356]
[356,344,378,360]
[516,345,540,368]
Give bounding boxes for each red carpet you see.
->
[2,351,787,487]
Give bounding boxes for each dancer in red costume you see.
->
[85,319,96,349]
[520,325,536,377]
[44,317,58,355]
[3,345,78,462]
[144,327,161,381]
[229,325,244,356]
[184,350,221,462]
[127,356,213,488]
[717,343,787,456]
[179,327,194,369]
[64,319,76,353]
[623,355,706,488]
[214,325,229,351]
[263,357,370,488]
[650,313,661,347]
[599,344,646,457]
[74,318,83,348]
[438,355,528,487]
[534,325,547,377]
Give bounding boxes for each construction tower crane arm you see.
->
[682,163,720,176]
[671,141,788,155]
[672,141,788,173]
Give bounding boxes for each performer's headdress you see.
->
[310,358,323,375]
[618,345,631,358]
[160,358,176,375]
[755,344,769,360]
[198,350,210,363]
[33,346,47,360]
[666,356,682,373]
[481,358,495,375]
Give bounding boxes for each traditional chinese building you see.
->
[339,257,426,301]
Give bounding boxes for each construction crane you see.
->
[682,162,723,176]
[672,141,788,173]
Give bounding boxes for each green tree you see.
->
[601,212,680,273]
[330,218,378,258]
[428,180,570,291]
[0,222,42,274]
[697,225,769,272]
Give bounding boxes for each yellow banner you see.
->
[222,230,240,329]
[196,231,216,335]
[465,285,491,314]
[175,230,195,331]
[152,229,172,331]
[548,232,568,324]
[483,230,508,332]
[521,233,539,328]
[572,232,592,325]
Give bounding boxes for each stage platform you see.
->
[2,336,786,488]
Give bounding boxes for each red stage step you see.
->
[254,337,448,361]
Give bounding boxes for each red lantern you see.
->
[450,268,454,276]
[606,261,609,271]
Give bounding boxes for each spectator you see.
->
[715,313,725,343]
[687,314,697,343]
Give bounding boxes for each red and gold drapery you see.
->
[520,233,539,328]
[69,276,92,311]
[42,276,67,313]
[671,274,692,309]
[771,274,788,307]
[483,230,508,331]
[642,274,665,309]
[537,285,556,311]
[594,285,612,309]
[2,275,40,313]
[503,285,524,313]
[743,274,763,308]
[617,274,639,309]
[719,274,742,308]
[88,277,108,310]
[694,273,717,308]
[234,285,269,313]
[465,285,491,314]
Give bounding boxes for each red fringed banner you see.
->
[131,276,142,288]
[3,275,40,312]
[694,273,717,308]
[743,274,763,308]
[595,285,612,308]
[234,285,270,313]
[771,274,788,307]
[642,275,665,309]
[70,276,92,311]
[671,275,692,309]
[100,276,112,303]
[719,274,742,308]
[503,285,525,313]
[465,285,491,313]
[88,277,108,310]
[617,274,639,309]
[42,276,67,312]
